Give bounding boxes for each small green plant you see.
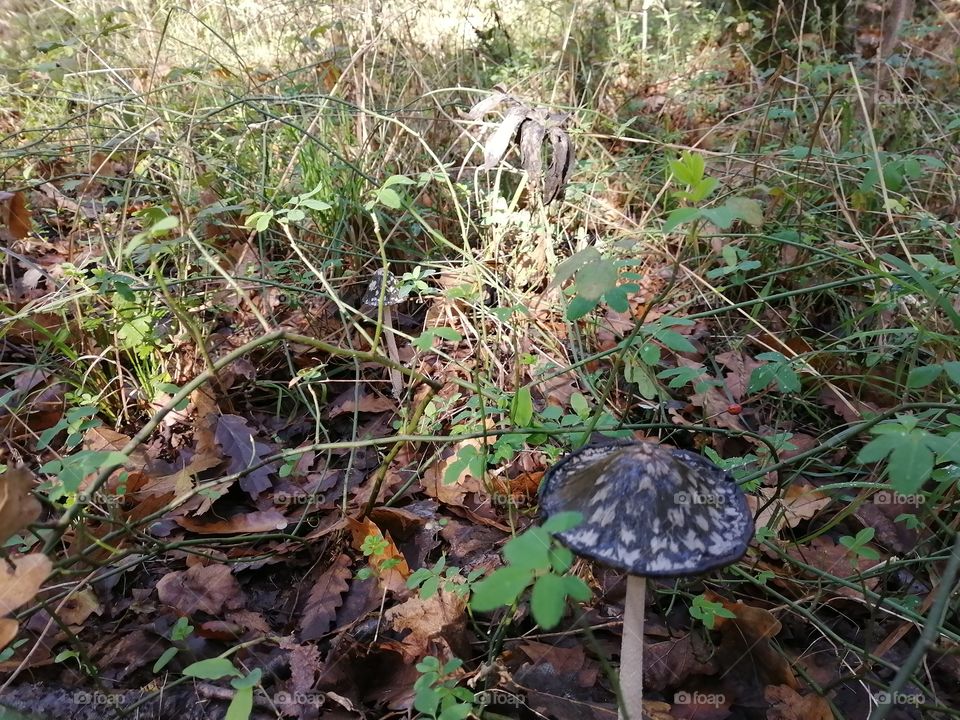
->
[689,593,736,630]
[857,413,960,494]
[407,556,483,599]
[356,532,402,580]
[838,527,881,564]
[182,658,261,720]
[469,512,591,629]
[413,656,476,720]
[748,352,801,394]
[244,183,332,232]
[153,617,195,673]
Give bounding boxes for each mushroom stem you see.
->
[619,574,646,720]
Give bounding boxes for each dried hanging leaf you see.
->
[299,553,353,641]
[481,105,529,170]
[467,88,575,205]
[0,466,41,545]
[543,125,574,204]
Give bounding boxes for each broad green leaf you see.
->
[562,575,592,602]
[541,511,583,534]
[182,657,240,680]
[153,647,178,673]
[908,365,942,388]
[377,187,403,209]
[530,573,566,629]
[888,438,933,494]
[470,566,534,611]
[382,174,418,188]
[225,687,252,720]
[575,258,617,301]
[724,197,764,227]
[511,387,534,427]
[662,207,701,233]
[231,669,262,689]
[857,433,900,463]
[503,528,551,570]
[566,294,599,320]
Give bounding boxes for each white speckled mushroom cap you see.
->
[539,440,754,577]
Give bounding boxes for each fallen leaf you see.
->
[785,535,881,598]
[421,436,487,506]
[384,587,467,661]
[58,589,100,626]
[328,388,397,418]
[175,509,288,534]
[214,414,279,498]
[156,563,245,615]
[299,553,353,641]
[0,553,52,615]
[749,482,832,534]
[0,190,31,239]
[0,618,17,649]
[644,633,718,692]
[712,597,797,689]
[347,516,410,594]
[764,684,833,719]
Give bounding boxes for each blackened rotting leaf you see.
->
[543,124,575,205]
[465,87,575,206]
[539,439,754,576]
[361,268,404,311]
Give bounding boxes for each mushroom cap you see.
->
[539,440,754,577]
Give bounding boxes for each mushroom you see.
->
[538,439,754,720]
[361,268,406,397]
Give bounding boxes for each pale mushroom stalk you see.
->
[538,439,754,720]
[620,574,646,720]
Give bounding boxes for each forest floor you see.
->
[1,1,960,719]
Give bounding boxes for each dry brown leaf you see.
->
[0,466,41,544]
[0,190,31,239]
[156,563,245,615]
[384,587,467,661]
[421,436,487,506]
[712,597,797,689]
[764,684,833,719]
[644,633,718,692]
[0,618,17,649]
[328,388,397,418]
[0,553,52,616]
[136,450,223,499]
[175,509,288,535]
[785,535,881,598]
[347,516,410,594]
[58,589,100,626]
[748,482,832,534]
[714,350,765,402]
[299,553,353,641]
[215,414,278,498]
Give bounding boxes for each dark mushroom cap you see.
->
[539,439,754,577]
